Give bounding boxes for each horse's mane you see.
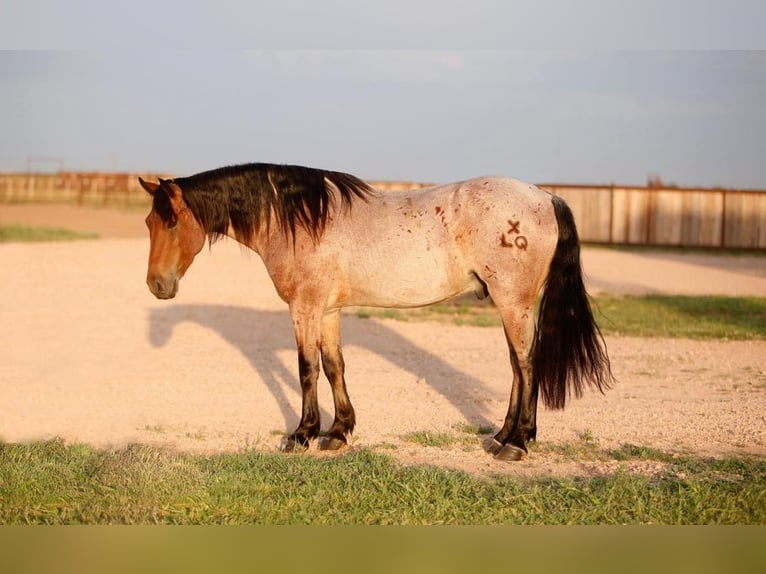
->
[167,163,376,244]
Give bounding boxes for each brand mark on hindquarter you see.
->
[500,219,528,250]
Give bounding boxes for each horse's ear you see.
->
[138,177,160,196]
[161,179,187,216]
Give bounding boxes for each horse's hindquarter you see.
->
[457,177,559,299]
[327,177,558,309]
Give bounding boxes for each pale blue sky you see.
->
[1,2,765,188]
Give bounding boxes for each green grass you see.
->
[402,430,461,448]
[402,424,497,449]
[1,439,764,524]
[530,430,606,460]
[352,295,766,340]
[0,223,98,242]
[453,422,495,436]
[593,295,766,339]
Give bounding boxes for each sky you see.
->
[1,1,765,189]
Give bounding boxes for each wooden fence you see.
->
[543,184,766,250]
[1,172,764,249]
[0,172,171,207]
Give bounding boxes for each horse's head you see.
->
[139,177,206,299]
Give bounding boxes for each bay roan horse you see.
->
[139,163,613,461]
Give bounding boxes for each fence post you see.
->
[721,190,728,248]
[608,184,614,244]
[645,188,654,245]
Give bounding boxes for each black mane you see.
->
[164,163,376,244]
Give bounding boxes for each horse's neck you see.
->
[203,177,271,252]
[228,208,280,257]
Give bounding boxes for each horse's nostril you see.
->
[147,275,177,299]
[147,276,165,296]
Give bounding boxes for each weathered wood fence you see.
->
[0,172,171,207]
[1,173,764,249]
[543,184,766,250]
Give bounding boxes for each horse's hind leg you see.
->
[319,310,356,450]
[488,300,539,461]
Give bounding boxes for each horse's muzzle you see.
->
[147,275,178,300]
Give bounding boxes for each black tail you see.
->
[532,195,613,409]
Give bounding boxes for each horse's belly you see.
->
[340,249,478,308]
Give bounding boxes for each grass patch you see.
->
[0,223,98,242]
[352,294,766,340]
[402,430,460,448]
[609,444,763,483]
[1,439,764,524]
[402,424,495,449]
[594,295,766,339]
[530,430,606,461]
[610,444,677,463]
[453,422,495,436]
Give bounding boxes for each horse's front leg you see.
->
[319,310,355,451]
[283,308,322,452]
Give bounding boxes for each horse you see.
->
[139,163,613,461]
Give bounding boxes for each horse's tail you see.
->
[532,194,614,409]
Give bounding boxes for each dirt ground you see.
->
[2,203,765,478]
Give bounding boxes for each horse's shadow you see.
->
[148,304,499,436]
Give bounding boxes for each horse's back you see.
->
[395,176,556,227]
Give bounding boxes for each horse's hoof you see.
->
[484,438,504,456]
[282,438,308,453]
[493,444,527,462]
[319,436,347,451]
